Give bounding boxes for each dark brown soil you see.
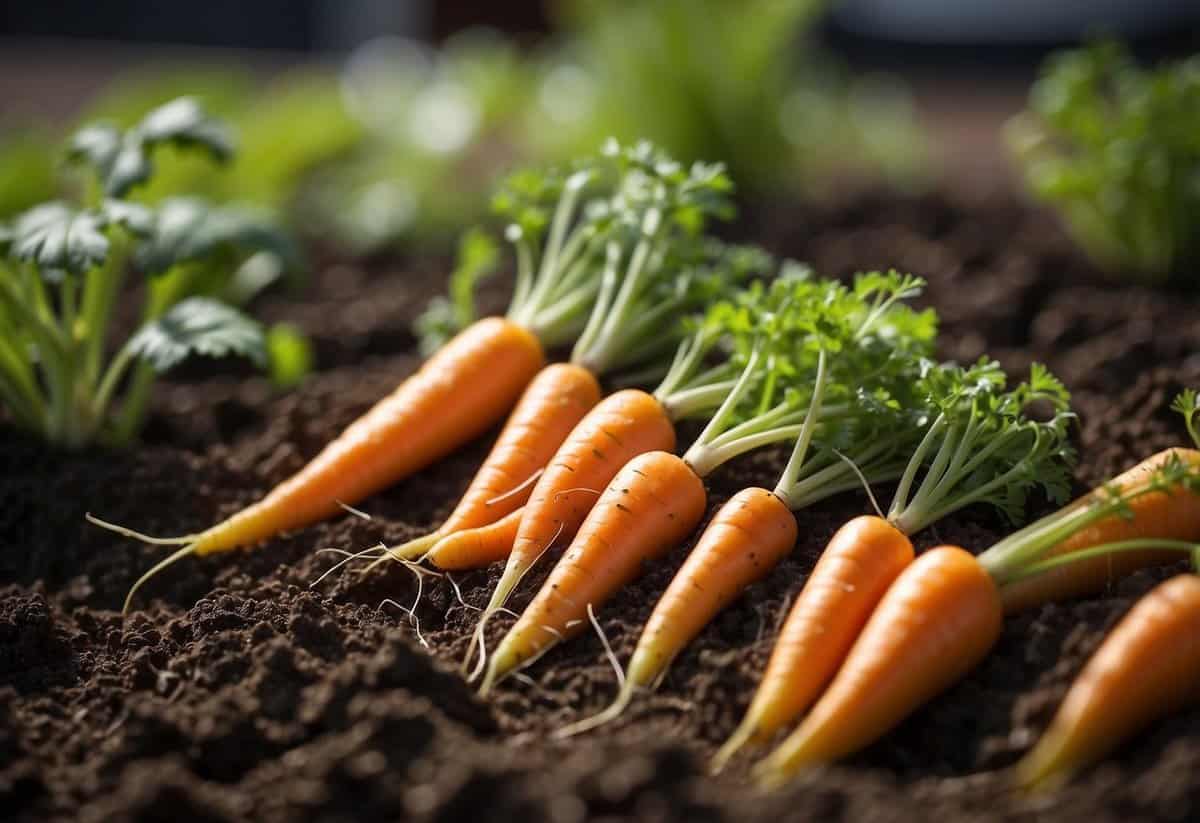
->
[4,184,1200,823]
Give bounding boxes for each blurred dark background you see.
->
[3,1,1197,56]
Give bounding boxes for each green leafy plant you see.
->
[0,98,295,448]
[1009,41,1200,284]
[538,0,926,194]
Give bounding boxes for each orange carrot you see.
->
[426,506,526,571]
[754,545,1002,786]
[549,270,940,735]
[557,488,797,736]
[463,389,676,670]
[105,317,543,613]
[712,515,913,769]
[1015,573,1200,790]
[384,363,600,561]
[1000,448,1200,614]
[479,450,707,694]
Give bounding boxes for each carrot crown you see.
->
[980,453,1200,585]
[981,389,1200,584]
[885,360,1076,537]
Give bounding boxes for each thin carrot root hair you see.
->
[463,522,565,680]
[335,500,372,521]
[121,542,199,616]
[484,468,545,507]
[554,604,635,739]
[831,448,885,519]
[380,598,429,648]
[311,544,390,587]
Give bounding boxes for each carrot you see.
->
[425,506,527,571]
[754,546,1003,786]
[712,361,1074,770]
[97,142,742,614]
[712,515,913,769]
[750,437,1200,784]
[479,450,707,695]
[101,316,543,613]
[1015,573,1200,790]
[559,488,798,736]
[464,389,677,669]
[999,448,1200,614]
[382,363,600,563]
[547,271,937,734]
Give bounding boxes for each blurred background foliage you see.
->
[0,0,926,254]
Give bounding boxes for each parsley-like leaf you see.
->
[133,197,295,275]
[10,202,109,277]
[126,297,265,372]
[69,97,233,197]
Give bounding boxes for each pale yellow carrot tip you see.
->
[554,681,636,739]
[1013,740,1072,793]
[122,542,199,616]
[710,720,758,775]
[85,512,197,546]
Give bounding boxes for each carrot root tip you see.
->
[122,542,199,616]
[711,721,758,775]
[554,681,636,739]
[86,512,197,546]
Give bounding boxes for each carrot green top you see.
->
[495,139,759,380]
[882,360,1076,537]
[647,267,937,483]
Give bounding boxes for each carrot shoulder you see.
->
[480,450,706,694]
[755,545,1002,784]
[1000,448,1200,614]
[1016,573,1200,790]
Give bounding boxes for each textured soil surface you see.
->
[4,183,1200,823]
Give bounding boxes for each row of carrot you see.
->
[89,141,1200,790]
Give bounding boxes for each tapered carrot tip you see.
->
[1013,574,1200,791]
[753,546,1001,786]
[1014,731,1074,792]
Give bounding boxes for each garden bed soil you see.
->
[3,183,1200,823]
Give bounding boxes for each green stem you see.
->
[684,345,762,464]
[92,344,136,426]
[774,347,829,494]
[886,413,946,525]
[570,241,621,364]
[997,539,1199,586]
[576,211,662,373]
[80,242,128,386]
[659,381,739,421]
[977,480,1184,582]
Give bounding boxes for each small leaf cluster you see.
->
[890,359,1076,532]
[0,98,298,448]
[1171,389,1199,448]
[1009,40,1200,284]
